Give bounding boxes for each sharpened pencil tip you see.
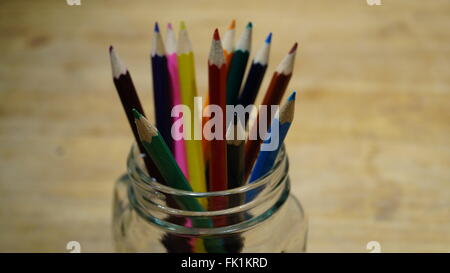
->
[289,43,298,54]
[265,33,272,44]
[180,21,186,30]
[154,22,160,33]
[213,28,220,40]
[288,91,297,101]
[132,108,143,119]
[247,22,253,29]
[167,23,173,30]
[109,45,128,78]
[229,19,236,30]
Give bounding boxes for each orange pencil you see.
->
[222,19,236,74]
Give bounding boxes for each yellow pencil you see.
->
[177,21,207,208]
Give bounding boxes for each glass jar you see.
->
[112,143,308,253]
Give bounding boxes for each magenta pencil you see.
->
[166,23,189,178]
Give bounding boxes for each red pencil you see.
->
[244,43,298,180]
[207,29,228,224]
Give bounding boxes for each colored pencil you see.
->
[202,95,211,172]
[238,33,272,109]
[133,109,225,253]
[151,22,173,151]
[222,19,236,73]
[227,114,245,189]
[177,22,208,199]
[167,23,205,253]
[246,91,296,201]
[225,114,246,251]
[207,29,228,219]
[109,46,164,183]
[226,22,252,105]
[134,109,196,194]
[167,24,201,251]
[244,43,298,180]
[166,22,189,178]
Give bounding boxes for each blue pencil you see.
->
[246,91,296,201]
[238,33,272,110]
[151,22,173,152]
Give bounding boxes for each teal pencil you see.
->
[226,22,252,105]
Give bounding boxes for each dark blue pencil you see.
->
[151,22,173,151]
[238,33,272,109]
[246,91,296,201]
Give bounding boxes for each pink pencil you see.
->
[167,23,204,252]
[166,23,189,178]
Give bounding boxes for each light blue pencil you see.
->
[246,91,296,201]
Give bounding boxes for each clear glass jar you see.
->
[112,143,308,253]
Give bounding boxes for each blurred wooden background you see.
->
[0,0,449,252]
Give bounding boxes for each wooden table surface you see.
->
[0,0,449,252]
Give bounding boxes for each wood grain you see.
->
[0,0,449,252]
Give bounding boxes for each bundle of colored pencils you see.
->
[109,20,298,253]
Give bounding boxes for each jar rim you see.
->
[128,179,295,236]
[127,142,287,197]
[124,142,294,234]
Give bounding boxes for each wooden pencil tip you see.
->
[167,23,173,30]
[154,22,160,33]
[132,108,143,120]
[288,91,297,101]
[246,22,253,29]
[289,43,298,54]
[229,19,236,30]
[180,21,186,30]
[109,45,128,78]
[213,28,220,40]
[135,111,158,141]
[265,33,272,44]
[280,93,296,123]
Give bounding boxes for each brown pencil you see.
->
[109,46,164,183]
[243,43,298,180]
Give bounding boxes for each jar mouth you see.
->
[127,142,287,198]
[128,176,293,236]
[125,143,292,233]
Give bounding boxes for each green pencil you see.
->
[133,109,225,253]
[134,109,194,193]
[226,22,252,105]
